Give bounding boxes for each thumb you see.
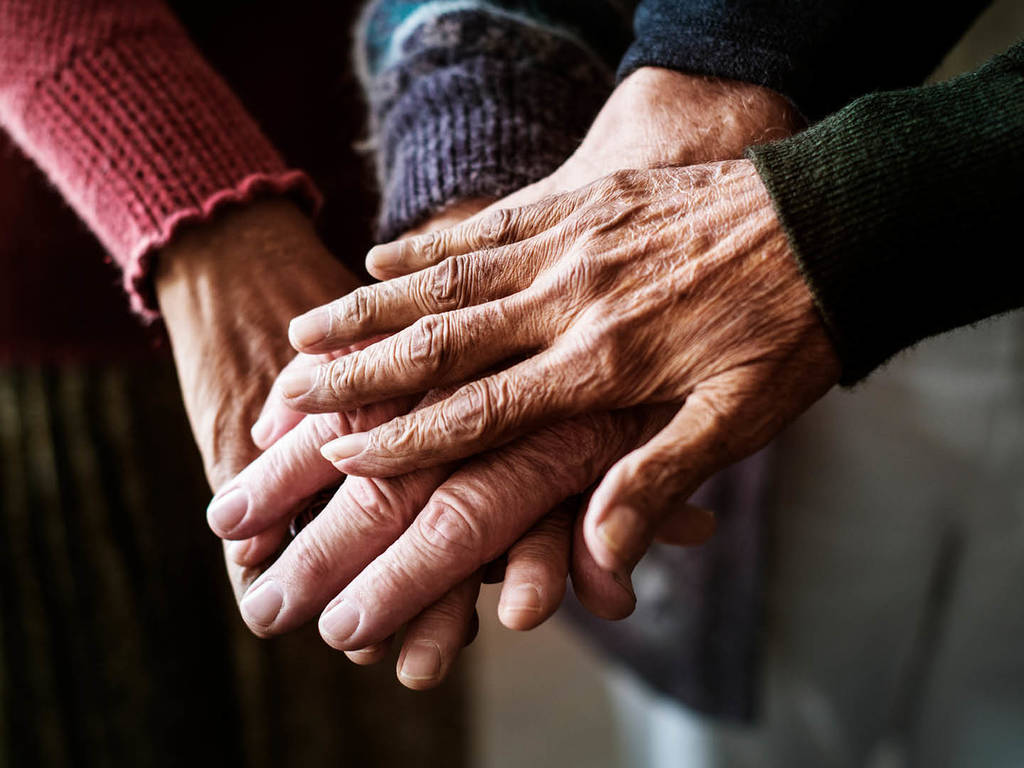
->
[584,388,735,573]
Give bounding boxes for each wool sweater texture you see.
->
[0,0,317,317]
[749,41,1024,382]
[357,0,636,240]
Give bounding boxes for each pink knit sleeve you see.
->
[0,0,319,317]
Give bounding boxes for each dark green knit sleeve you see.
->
[748,40,1024,384]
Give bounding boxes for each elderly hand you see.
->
[154,199,362,601]
[217,202,713,687]
[281,160,841,574]
[212,378,712,678]
[207,69,802,683]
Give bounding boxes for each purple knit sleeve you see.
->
[357,2,632,240]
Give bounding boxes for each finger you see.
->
[366,192,582,279]
[223,541,268,606]
[396,573,482,690]
[283,298,546,415]
[498,502,572,631]
[226,520,291,568]
[569,504,637,621]
[322,346,608,478]
[250,355,320,449]
[585,385,740,574]
[237,465,452,638]
[345,637,393,666]
[572,504,716,619]
[207,397,410,540]
[289,244,543,354]
[317,408,670,651]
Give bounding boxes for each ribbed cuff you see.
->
[376,58,609,240]
[366,8,616,240]
[749,44,1024,383]
[19,24,319,317]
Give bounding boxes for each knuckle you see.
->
[341,285,378,330]
[444,380,498,442]
[405,314,450,375]
[477,207,514,246]
[325,357,356,396]
[415,497,485,560]
[413,231,443,266]
[420,256,468,313]
[552,256,597,298]
[345,478,413,536]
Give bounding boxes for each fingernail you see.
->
[500,584,542,615]
[279,367,313,399]
[366,241,406,274]
[596,505,642,560]
[319,599,361,644]
[399,640,442,682]
[250,412,274,447]
[241,581,284,627]
[289,310,332,350]
[207,488,249,534]
[321,432,368,463]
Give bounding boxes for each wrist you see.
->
[156,198,359,334]
[567,68,802,178]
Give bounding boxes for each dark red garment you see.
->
[0,0,376,364]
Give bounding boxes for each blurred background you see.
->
[1,1,1021,766]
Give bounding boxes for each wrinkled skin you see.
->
[155,199,528,686]
[209,68,819,683]
[287,159,840,574]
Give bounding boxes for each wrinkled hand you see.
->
[282,159,841,574]
[212,379,710,673]
[154,199,362,601]
[206,69,803,681]
[218,201,712,688]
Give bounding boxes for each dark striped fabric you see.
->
[0,360,466,768]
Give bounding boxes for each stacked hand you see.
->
[186,69,839,689]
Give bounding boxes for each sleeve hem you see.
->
[124,170,321,319]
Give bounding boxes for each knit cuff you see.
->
[748,44,1024,383]
[366,9,616,240]
[376,59,610,240]
[17,23,318,317]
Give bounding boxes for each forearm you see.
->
[621,0,991,121]
[155,198,359,488]
[0,0,316,316]
[748,40,1024,383]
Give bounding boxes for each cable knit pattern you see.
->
[359,1,632,239]
[0,0,318,316]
